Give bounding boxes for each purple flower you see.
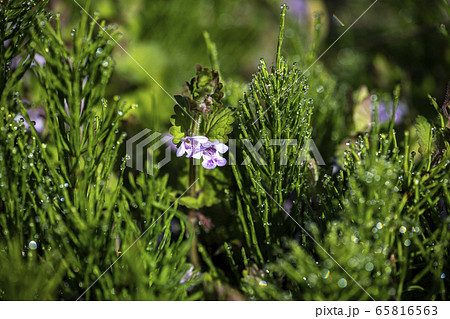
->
[14,107,46,134]
[176,135,229,169]
[31,54,46,68]
[165,131,179,152]
[287,0,309,18]
[374,101,408,124]
[200,140,228,169]
[176,135,208,159]
[11,56,22,70]
[11,54,46,72]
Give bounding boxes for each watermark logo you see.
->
[235,138,325,166]
[126,130,325,175]
[126,129,172,175]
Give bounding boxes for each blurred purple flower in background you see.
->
[14,106,46,134]
[286,0,309,17]
[11,56,22,70]
[11,54,46,71]
[374,101,408,124]
[31,54,46,68]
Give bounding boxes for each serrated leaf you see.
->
[204,107,234,142]
[415,115,433,155]
[188,65,223,105]
[169,95,193,144]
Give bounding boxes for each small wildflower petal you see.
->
[192,148,203,159]
[215,156,227,167]
[202,158,217,169]
[202,153,227,169]
[14,106,46,134]
[177,135,209,158]
[213,140,228,153]
[165,132,178,152]
[192,136,208,144]
[177,142,187,157]
[176,135,228,169]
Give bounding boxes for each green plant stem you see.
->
[188,159,200,268]
[188,115,201,268]
[0,3,7,107]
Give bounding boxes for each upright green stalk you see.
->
[188,116,201,268]
[169,65,232,268]
[188,160,200,268]
[0,4,5,100]
[275,4,286,71]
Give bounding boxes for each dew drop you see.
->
[365,262,374,271]
[28,240,37,250]
[337,278,347,288]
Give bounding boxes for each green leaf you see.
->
[178,193,220,209]
[169,95,193,144]
[169,66,234,144]
[415,115,433,155]
[204,107,234,143]
[187,65,223,106]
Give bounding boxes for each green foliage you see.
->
[416,116,433,156]
[0,0,199,300]
[169,95,192,144]
[0,1,448,302]
[169,65,234,144]
[203,107,234,143]
[230,5,314,268]
[239,99,449,300]
[221,5,448,301]
[0,0,48,103]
